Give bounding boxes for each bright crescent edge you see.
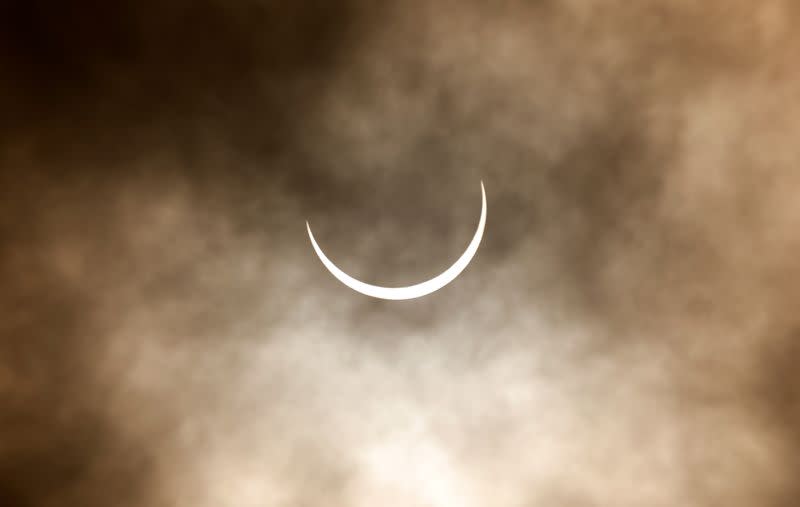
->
[306,181,486,300]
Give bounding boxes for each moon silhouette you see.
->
[306,181,487,300]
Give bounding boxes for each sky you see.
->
[1,1,799,506]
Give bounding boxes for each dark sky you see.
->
[1,1,799,506]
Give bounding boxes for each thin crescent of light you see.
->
[306,181,486,300]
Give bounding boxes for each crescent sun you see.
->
[306,181,487,300]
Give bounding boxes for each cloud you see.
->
[1,1,799,506]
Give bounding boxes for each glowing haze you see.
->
[1,1,799,507]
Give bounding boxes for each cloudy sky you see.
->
[1,1,799,506]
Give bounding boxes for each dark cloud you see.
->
[1,1,799,506]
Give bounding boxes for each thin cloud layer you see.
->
[1,1,799,506]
